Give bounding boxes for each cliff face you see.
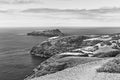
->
[27,29,64,37]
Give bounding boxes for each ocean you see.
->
[0,27,120,80]
[0,28,49,80]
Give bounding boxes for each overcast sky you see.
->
[0,0,120,28]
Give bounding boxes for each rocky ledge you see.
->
[27,29,64,37]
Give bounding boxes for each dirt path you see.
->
[31,58,120,80]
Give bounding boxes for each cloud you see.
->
[22,8,81,13]
[0,0,41,4]
[22,7,120,14]
[1,7,120,27]
[0,10,7,13]
[1,7,120,22]
[21,7,120,21]
[88,7,120,13]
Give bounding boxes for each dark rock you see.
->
[27,29,64,37]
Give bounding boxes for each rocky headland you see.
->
[27,29,64,37]
[30,35,89,57]
[25,31,120,80]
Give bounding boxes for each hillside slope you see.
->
[31,58,120,80]
[26,33,120,80]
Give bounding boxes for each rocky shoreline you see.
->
[25,29,120,80]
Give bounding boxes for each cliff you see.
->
[27,29,64,37]
[25,33,120,80]
[30,33,120,58]
[30,35,89,57]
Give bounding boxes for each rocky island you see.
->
[25,32,120,80]
[27,29,64,37]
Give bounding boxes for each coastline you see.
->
[25,30,120,80]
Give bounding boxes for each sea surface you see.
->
[0,27,120,80]
[0,28,49,80]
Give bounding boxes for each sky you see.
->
[0,0,120,28]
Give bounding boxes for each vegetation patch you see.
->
[29,55,101,78]
[96,58,120,73]
[93,51,120,58]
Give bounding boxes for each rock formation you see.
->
[30,35,89,57]
[30,33,120,58]
[27,29,64,37]
[25,33,120,80]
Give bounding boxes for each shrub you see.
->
[93,51,120,58]
[96,58,120,73]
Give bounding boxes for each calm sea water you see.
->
[0,27,120,80]
[0,28,49,80]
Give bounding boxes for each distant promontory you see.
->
[27,29,64,37]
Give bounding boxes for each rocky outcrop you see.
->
[30,35,89,57]
[30,33,120,58]
[27,29,64,37]
[73,40,120,57]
